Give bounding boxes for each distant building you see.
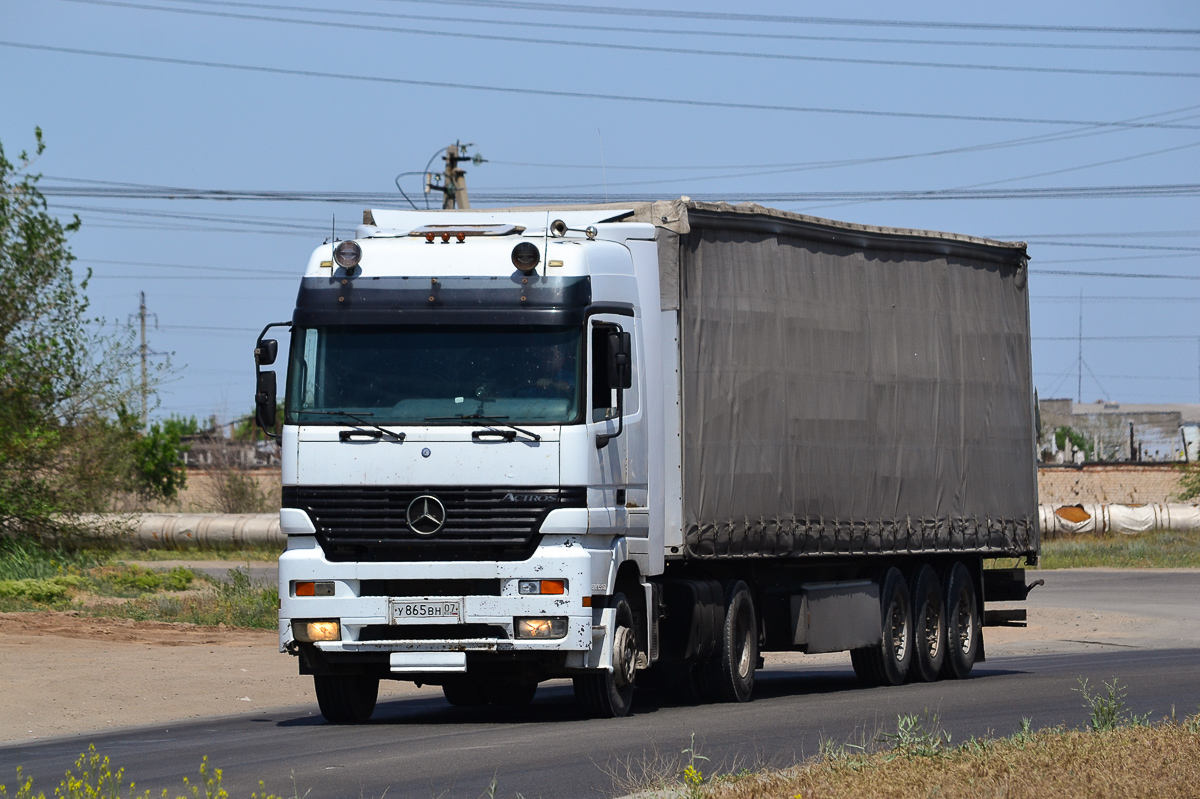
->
[180,435,280,469]
[1038,399,1200,463]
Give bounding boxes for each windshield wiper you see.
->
[424,413,542,442]
[297,410,405,441]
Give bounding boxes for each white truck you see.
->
[255,199,1040,723]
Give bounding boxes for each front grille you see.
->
[360,579,503,597]
[282,485,586,562]
[358,624,508,641]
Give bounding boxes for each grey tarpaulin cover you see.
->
[633,201,1038,560]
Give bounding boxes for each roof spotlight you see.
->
[511,242,540,273]
[333,240,362,268]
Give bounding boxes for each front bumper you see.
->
[278,536,595,659]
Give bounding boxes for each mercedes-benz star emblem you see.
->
[406,495,446,535]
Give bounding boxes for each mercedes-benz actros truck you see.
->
[255,199,1040,723]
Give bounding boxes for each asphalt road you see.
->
[5,571,1200,799]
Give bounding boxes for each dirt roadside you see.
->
[4,568,1199,746]
[0,612,437,744]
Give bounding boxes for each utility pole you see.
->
[139,291,148,427]
[426,141,485,209]
[1076,292,1083,404]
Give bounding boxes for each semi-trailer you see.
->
[256,199,1040,722]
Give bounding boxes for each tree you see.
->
[0,130,159,535]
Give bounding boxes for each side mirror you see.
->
[255,371,277,430]
[607,332,632,390]
[256,338,278,366]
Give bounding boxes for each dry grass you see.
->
[1037,530,1200,569]
[699,721,1200,799]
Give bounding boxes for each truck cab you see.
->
[264,209,666,720]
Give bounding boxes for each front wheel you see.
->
[574,592,637,718]
[314,674,379,724]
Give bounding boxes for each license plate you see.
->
[390,598,462,623]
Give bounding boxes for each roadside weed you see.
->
[876,711,952,760]
[1075,677,1151,731]
[680,733,710,799]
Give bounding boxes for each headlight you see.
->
[515,617,568,639]
[518,579,565,595]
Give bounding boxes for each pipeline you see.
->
[1039,503,1200,537]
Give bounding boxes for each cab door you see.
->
[586,314,648,538]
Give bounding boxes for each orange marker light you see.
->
[294,581,315,597]
[541,580,566,595]
[582,596,592,607]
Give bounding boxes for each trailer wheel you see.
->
[850,567,912,687]
[908,564,947,683]
[699,581,758,703]
[942,562,980,679]
[442,677,489,707]
[314,674,378,724]
[573,592,637,718]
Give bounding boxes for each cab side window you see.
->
[591,323,618,421]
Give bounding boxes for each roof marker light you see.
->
[511,242,540,273]
[333,240,362,268]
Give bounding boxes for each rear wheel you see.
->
[851,567,912,687]
[908,565,946,683]
[699,580,758,703]
[942,562,980,679]
[574,592,637,718]
[314,674,378,724]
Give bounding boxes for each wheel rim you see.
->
[955,588,974,654]
[889,598,908,661]
[924,591,942,660]
[613,625,636,688]
[736,622,754,679]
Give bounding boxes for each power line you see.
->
[32,182,1200,203]
[1031,268,1200,279]
[1034,372,1194,382]
[377,0,1200,36]
[146,0,1200,53]
[1035,335,1200,340]
[1032,295,1200,301]
[77,257,297,275]
[62,0,1200,80]
[7,41,1200,130]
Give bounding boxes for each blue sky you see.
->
[3,0,1199,421]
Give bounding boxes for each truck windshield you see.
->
[285,324,582,425]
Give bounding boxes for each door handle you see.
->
[339,429,382,441]
[472,429,516,442]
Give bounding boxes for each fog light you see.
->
[294,620,340,642]
[518,579,566,595]
[515,617,567,639]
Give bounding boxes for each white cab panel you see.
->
[294,425,558,486]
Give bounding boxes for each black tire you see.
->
[850,567,912,687]
[908,564,947,683]
[942,561,981,680]
[573,592,637,718]
[698,581,758,703]
[442,677,489,707]
[314,674,378,724]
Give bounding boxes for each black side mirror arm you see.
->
[595,388,624,450]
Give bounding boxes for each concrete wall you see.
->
[1038,464,1188,505]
